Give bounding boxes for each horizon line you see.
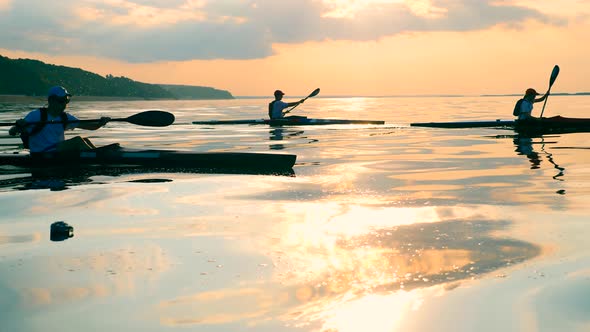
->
[234,92,590,99]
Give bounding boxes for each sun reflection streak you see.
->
[260,201,540,329]
[157,199,540,329]
[276,202,495,246]
[309,290,425,332]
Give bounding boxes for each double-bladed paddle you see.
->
[539,65,560,118]
[0,110,175,127]
[283,88,320,116]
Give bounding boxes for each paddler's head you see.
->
[274,90,285,100]
[47,86,71,114]
[524,88,538,101]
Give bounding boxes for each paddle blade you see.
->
[540,65,560,118]
[124,110,175,127]
[308,88,320,98]
[549,65,560,87]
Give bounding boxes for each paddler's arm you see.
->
[534,91,550,103]
[281,99,306,116]
[8,119,27,136]
[76,117,111,130]
[286,99,305,107]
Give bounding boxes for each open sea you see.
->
[1,95,589,332]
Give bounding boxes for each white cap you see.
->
[47,86,71,98]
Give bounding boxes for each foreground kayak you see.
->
[0,147,296,172]
[192,117,385,126]
[411,116,590,134]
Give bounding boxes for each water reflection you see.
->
[512,134,565,180]
[0,233,41,245]
[2,98,590,331]
[514,135,541,169]
[14,244,172,306]
[269,128,306,150]
[158,215,540,330]
[0,165,295,191]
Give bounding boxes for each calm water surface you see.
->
[1,96,589,332]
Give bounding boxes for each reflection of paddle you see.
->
[540,65,560,118]
[0,110,175,127]
[539,137,565,181]
[283,88,320,116]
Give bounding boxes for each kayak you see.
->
[410,119,514,128]
[411,116,590,134]
[0,147,297,172]
[192,117,385,126]
[515,116,590,134]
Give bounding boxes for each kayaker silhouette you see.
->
[513,88,550,121]
[268,90,306,120]
[8,86,111,153]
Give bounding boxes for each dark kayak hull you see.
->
[192,118,385,126]
[0,148,296,172]
[515,116,590,134]
[411,116,590,134]
[411,119,515,128]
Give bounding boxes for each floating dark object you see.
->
[50,221,74,241]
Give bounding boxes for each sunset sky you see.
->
[1,0,589,96]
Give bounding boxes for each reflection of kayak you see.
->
[192,117,385,126]
[0,164,295,191]
[0,147,297,172]
[411,116,590,134]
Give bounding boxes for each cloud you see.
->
[0,0,11,11]
[322,0,448,19]
[74,0,208,27]
[0,0,563,62]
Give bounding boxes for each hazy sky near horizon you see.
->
[1,0,589,96]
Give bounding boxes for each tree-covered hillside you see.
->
[0,55,233,99]
[159,84,234,100]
